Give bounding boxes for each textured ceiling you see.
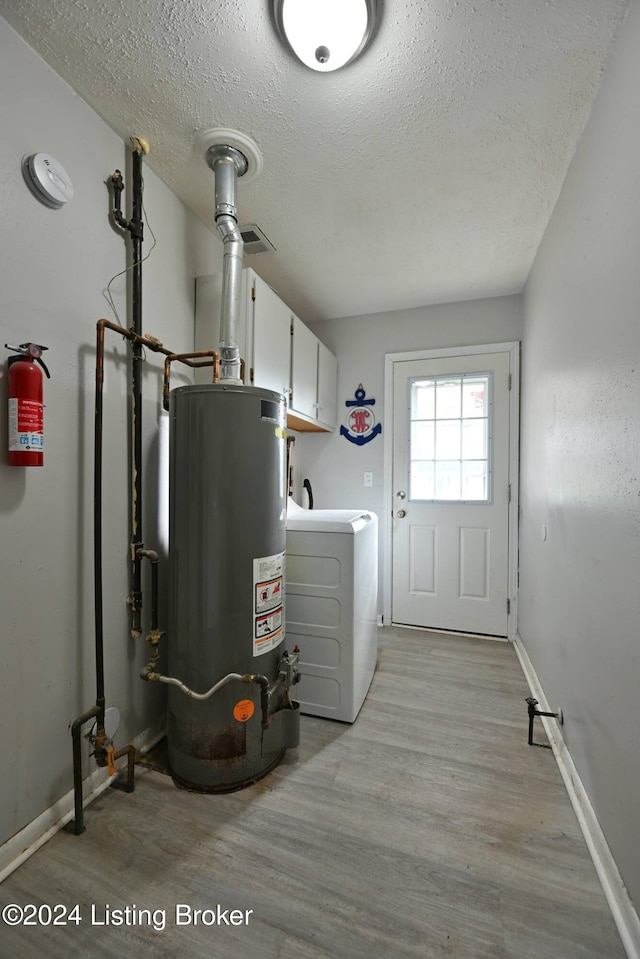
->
[0,0,630,322]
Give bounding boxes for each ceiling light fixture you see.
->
[273,0,378,73]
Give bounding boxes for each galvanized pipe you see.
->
[71,706,101,835]
[217,214,244,384]
[136,548,159,632]
[130,146,144,636]
[207,145,248,385]
[213,153,240,218]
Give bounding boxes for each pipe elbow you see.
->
[216,214,243,245]
[243,673,269,689]
[137,548,159,564]
[140,666,160,682]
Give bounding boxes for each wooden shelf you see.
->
[287,412,330,433]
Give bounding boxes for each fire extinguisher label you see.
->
[8,398,44,452]
[252,551,285,657]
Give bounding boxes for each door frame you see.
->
[383,342,520,640]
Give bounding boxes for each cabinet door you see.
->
[251,274,291,398]
[317,341,338,429]
[290,315,318,419]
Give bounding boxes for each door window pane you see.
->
[462,419,487,459]
[411,421,435,459]
[412,381,435,419]
[462,460,488,500]
[435,460,461,499]
[435,420,461,459]
[436,380,461,418]
[409,373,491,502]
[462,378,487,418]
[410,461,435,500]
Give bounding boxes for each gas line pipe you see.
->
[70,317,219,835]
[140,668,271,729]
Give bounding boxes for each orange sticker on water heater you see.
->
[233,699,255,723]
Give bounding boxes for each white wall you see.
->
[294,295,523,611]
[518,0,640,910]
[0,19,221,848]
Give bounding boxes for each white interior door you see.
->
[391,351,511,636]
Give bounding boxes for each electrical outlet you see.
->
[363,472,373,487]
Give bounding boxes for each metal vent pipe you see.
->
[206,145,248,384]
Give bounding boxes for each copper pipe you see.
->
[98,318,221,365]
[162,350,220,411]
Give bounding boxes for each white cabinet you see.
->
[316,340,338,430]
[290,315,318,421]
[289,320,338,432]
[195,267,337,431]
[250,274,291,398]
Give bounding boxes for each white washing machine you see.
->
[285,503,378,723]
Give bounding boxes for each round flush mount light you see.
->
[273,0,379,73]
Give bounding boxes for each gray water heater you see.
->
[167,383,299,791]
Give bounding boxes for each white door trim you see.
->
[383,342,520,640]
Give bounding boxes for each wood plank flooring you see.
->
[0,628,627,958]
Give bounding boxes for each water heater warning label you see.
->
[253,551,285,657]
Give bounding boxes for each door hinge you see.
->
[250,366,255,383]
[507,598,511,615]
[508,483,512,503]
[290,321,294,335]
[251,284,256,302]
[508,373,512,391]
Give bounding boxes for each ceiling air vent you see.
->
[239,223,276,255]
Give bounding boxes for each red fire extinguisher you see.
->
[5,342,50,467]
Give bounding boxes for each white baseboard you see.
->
[513,634,640,959]
[390,622,508,642]
[0,720,166,885]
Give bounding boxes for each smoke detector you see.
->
[239,224,277,255]
[22,153,74,208]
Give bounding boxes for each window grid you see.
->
[409,373,492,502]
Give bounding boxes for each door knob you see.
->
[396,509,406,518]
[396,490,406,499]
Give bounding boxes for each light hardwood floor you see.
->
[0,628,627,958]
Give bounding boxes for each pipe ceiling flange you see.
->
[206,144,248,178]
[195,128,263,184]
